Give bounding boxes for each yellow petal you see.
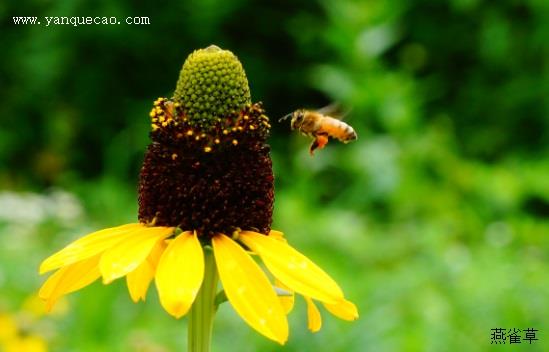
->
[5,334,47,352]
[0,314,18,340]
[126,239,168,302]
[305,297,322,333]
[275,279,294,314]
[155,232,204,318]
[100,226,174,284]
[40,223,143,274]
[268,230,287,243]
[39,255,101,311]
[323,298,359,321]
[213,234,288,344]
[239,231,344,304]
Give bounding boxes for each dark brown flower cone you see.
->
[138,46,274,238]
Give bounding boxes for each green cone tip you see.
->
[174,45,251,129]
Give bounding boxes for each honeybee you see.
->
[280,105,357,155]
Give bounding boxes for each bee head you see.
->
[290,110,305,130]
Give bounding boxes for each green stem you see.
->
[188,250,218,352]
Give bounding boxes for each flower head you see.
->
[1,296,52,352]
[39,45,357,345]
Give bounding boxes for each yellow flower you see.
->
[39,46,359,347]
[0,313,48,352]
[0,314,18,342]
[39,224,357,344]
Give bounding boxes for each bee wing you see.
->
[316,102,352,121]
[316,102,341,116]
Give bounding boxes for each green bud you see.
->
[174,45,251,129]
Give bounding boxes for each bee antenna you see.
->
[278,113,293,123]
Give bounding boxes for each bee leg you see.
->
[309,134,329,155]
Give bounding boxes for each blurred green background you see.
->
[1,0,548,351]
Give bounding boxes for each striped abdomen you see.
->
[319,116,357,143]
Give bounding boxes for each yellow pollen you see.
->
[237,126,243,131]
[201,133,206,138]
[249,125,256,130]
[231,228,242,239]
[243,115,249,120]
[176,133,183,138]
[204,146,212,152]
[151,124,159,131]
[149,110,156,118]
[187,130,194,136]
[174,102,181,108]
[214,138,220,144]
[171,153,178,160]
[232,127,237,132]
[162,121,168,127]
[223,130,229,135]
[195,136,200,141]
[232,139,238,145]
